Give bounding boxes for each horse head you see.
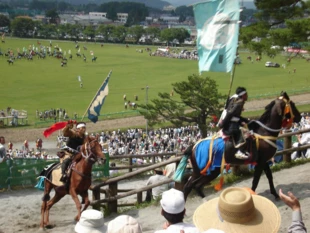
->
[278,91,301,128]
[81,135,106,165]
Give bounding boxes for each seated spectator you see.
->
[109,162,118,177]
[75,209,106,233]
[155,188,199,233]
[108,215,142,233]
[145,167,170,202]
[164,156,176,188]
[279,189,307,233]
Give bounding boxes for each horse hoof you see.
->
[45,224,56,229]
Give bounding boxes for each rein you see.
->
[251,120,283,133]
[72,167,92,179]
[250,97,294,150]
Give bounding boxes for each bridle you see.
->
[71,138,102,179]
[81,138,100,163]
[252,97,295,133]
[251,97,295,150]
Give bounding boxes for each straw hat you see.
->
[75,209,106,233]
[193,187,281,233]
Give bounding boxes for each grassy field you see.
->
[1,38,310,125]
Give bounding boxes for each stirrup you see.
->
[235,151,249,160]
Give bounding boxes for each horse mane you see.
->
[258,100,276,123]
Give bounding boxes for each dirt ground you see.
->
[2,93,310,146]
[0,164,309,233]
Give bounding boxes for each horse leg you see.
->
[80,192,90,212]
[183,175,195,201]
[263,163,279,200]
[194,169,221,197]
[45,189,66,227]
[40,180,53,228]
[70,191,83,221]
[251,163,264,192]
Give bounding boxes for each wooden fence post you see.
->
[129,157,133,172]
[107,182,118,213]
[92,188,101,211]
[283,135,292,162]
[137,191,143,204]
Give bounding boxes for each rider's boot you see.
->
[60,173,68,183]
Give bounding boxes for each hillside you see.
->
[61,0,170,9]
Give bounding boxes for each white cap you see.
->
[76,122,86,129]
[75,209,106,233]
[107,215,142,233]
[160,188,185,214]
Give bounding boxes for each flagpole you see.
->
[81,70,112,121]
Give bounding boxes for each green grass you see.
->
[1,38,310,126]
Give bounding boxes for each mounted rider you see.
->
[219,87,250,160]
[59,121,87,182]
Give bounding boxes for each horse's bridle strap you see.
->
[72,168,92,179]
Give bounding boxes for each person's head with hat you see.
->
[160,188,186,220]
[107,215,142,233]
[193,187,281,233]
[154,167,164,175]
[76,121,87,136]
[75,209,106,233]
[157,188,199,233]
[236,86,248,102]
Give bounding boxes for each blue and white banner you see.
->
[193,0,240,73]
[87,71,112,123]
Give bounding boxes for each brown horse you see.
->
[181,91,301,201]
[39,135,106,229]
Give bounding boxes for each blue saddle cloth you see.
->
[195,137,225,175]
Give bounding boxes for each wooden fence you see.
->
[90,128,310,214]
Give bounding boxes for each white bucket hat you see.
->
[193,187,281,233]
[160,188,185,214]
[107,215,142,233]
[75,209,107,233]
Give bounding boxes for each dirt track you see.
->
[0,163,309,233]
[2,93,310,145]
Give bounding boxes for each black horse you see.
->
[181,92,301,201]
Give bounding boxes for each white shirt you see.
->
[0,143,6,159]
[164,163,176,178]
[155,222,199,233]
[146,174,169,199]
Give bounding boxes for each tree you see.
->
[83,25,95,40]
[0,14,10,28]
[45,9,59,24]
[11,17,35,37]
[138,75,226,138]
[128,26,144,44]
[254,0,307,26]
[113,25,127,43]
[97,24,115,42]
[145,27,160,44]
